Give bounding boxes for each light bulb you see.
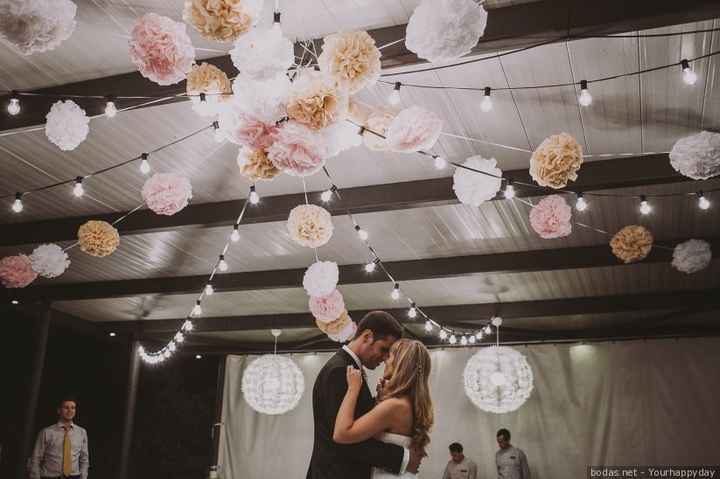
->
[195,354,203,359]
[408,304,417,318]
[191,300,202,317]
[105,100,117,118]
[433,155,447,170]
[139,154,151,175]
[163,350,171,359]
[249,186,260,205]
[320,189,333,202]
[492,316,503,327]
[364,261,377,273]
[213,121,224,143]
[355,225,368,241]
[698,192,710,210]
[7,96,20,116]
[639,196,651,215]
[504,181,515,199]
[182,320,194,332]
[218,255,229,272]
[175,332,185,343]
[480,87,493,112]
[230,225,240,242]
[11,193,23,213]
[204,284,214,296]
[168,341,177,352]
[424,320,433,332]
[469,335,476,344]
[483,325,492,335]
[475,331,483,340]
[388,82,401,106]
[439,329,448,340]
[578,80,592,106]
[575,193,588,212]
[390,284,400,300]
[449,334,457,345]
[73,177,84,198]
[460,336,468,346]
[681,60,697,85]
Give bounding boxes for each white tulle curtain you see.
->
[218,338,720,479]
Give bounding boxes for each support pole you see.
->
[117,340,140,479]
[209,355,227,478]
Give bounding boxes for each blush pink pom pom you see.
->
[309,289,346,323]
[0,255,38,288]
[385,106,443,153]
[228,115,278,151]
[267,121,327,177]
[142,173,193,216]
[529,195,572,239]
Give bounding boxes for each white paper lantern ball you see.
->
[242,355,304,415]
[463,346,534,414]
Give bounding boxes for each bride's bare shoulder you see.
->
[382,395,412,413]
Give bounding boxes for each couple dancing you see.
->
[306,311,433,479]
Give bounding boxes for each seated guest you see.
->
[495,428,530,479]
[29,397,89,479]
[442,442,477,479]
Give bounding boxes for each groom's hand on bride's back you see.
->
[407,447,427,474]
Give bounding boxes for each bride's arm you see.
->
[333,366,399,444]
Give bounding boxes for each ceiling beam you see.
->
[5,238,718,302]
[2,0,719,131]
[0,154,688,247]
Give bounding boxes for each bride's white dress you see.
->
[373,432,417,479]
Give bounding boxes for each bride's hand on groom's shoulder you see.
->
[375,378,386,399]
[346,366,362,392]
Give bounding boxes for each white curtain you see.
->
[219,338,720,478]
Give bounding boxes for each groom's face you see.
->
[359,333,398,370]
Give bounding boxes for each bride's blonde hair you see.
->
[380,339,433,451]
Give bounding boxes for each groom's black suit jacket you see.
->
[306,348,404,479]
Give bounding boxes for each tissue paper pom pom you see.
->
[309,289,346,323]
[142,173,193,216]
[129,13,195,86]
[363,108,397,151]
[183,0,262,42]
[186,63,232,117]
[0,255,37,288]
[78,221,120,257]
[319,31,381,94]
[316,310,352,336]
[405,0,487,63]
[237,148,280,181]
[303,260,339,297]
[0,0,76,55]
[268,122,327,177]
[453,156,502,206]
[328,318,357,343]
[230,26,294,81]
[610,225,653,264]
[44,100,89,151]
[669,131,720,180]
[530,133,584,189]
[287,70,348,130]
[228,115,278,150]
[321,121,363,158]
[30,244,70,278]
[287,204,334,248]
[529,195,572,239]
[672,239,712,274]
[227,74,290,124]
[385,106,442,153]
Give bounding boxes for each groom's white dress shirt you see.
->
[342,345,411,474]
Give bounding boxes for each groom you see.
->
[306,311,423,479]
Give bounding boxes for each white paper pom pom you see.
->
[385,106,443,153]
[405,0,488,63]
[45,100,89,151]
[321,121,363,158]
[30,243,70,278]
[669,131,720,180]
[303,260,339,297]
[0,0,77,55]
[230,26,294,81]
[672,239,712,274]
[230,74,291,124]
[453,156,503,206]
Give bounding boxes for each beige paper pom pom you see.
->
[237,148,280,182]
[287,70,348,130]
[530,133,583,189]
[183,0,261,43]
[610,225,654,263]
[318,31,381,94]
[186,62,231,97]
[316,310,351,335]
[78,220,120,257]
[287,204,334,248]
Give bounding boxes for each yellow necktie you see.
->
[62,426,72,476]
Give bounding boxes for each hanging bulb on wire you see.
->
[433,155,447,170]
[105,96,117,118]
[213,120,224,143]
[681,59,698,86]
[475,330,483,340]
[480,87,493,113]
[182,320,194,332]
[364,260,377,273]
[230,224,240,242]
[503,179,515,199]
[439,329,448,340]
[575,192,588,211]
[7,93,20,116]
[408,303,417,318]
[139,153,151,175]
[73,177,85,198]
[424,320,433,332]
[205,284,214,296]
[321,189,333,203]
[390,283,400,300]
[483,325,492,335]
[578,80,592,106]
[355,225,369,241]
[191,300,202,317]
[272,9,282,32]
[697,191,710,210]
[449,334,457,345]
[639,195,652,215]
[460,335,468,346]
[249,185,260,205]
[12,192,23,213]
[469,335,476,344]
[388,82,401,106]
[218,254,229,272]
[175,332,185,343]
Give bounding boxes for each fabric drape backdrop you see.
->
[218,338,720,478]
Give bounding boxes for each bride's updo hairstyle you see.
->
[380,339,434,451]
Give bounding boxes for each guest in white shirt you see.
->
[442,442,477,479]
[495,429,530,479]
[29,398,89,479]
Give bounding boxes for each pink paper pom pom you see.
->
[129,13,195,86]
[309,289,346,323]
[529,195,573,239]
[385,106,443,153]
[267,121,327,177]
[142,173,193,216]
[228,114,278,151]
[0,254,38,288]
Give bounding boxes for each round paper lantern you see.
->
[669,130,720,180]
[463,346,534,414]
[242,355,304,415]
[672,239,712,274]
[45,100,89,151]
[0,0,77,55]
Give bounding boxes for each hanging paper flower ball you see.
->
[30,244,70,278]
[672,239,712,274]
[328,316,357,343]
[230,74,291,124]
[267,122,328,177]
[78,220,120,257]
[129,13,195,86]
[405,0,488,64]
[316,310,353,339]
[142,173,193,216]
[230,26,294,81]
[237,148,280,182]
[287,204,334,248]
[309,289,346,323]
[669,130,720,180]
[303,260,339,297]
[529,195,573,239]
[186,62,232,117]
[362,108,397,151]
[530,133,584,189]
[0,254,38,288]
[184,0,262,43]
[319,31,381,94]
[0,0,77,55]
[453,156,503,207]
[610,225,653,264]
[228,115,278,151]
[287,70,349,130]
[45,100,89,151]
[385,106,443,153]
[463,346,534,414]
[321,121,363,158]
[241,354,304,415]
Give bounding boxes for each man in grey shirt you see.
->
[442,442,477,479]
[29,398,89,479]
[495,429,530,479]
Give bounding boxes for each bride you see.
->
[333,339,434,478]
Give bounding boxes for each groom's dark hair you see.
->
[354,311,403,342]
